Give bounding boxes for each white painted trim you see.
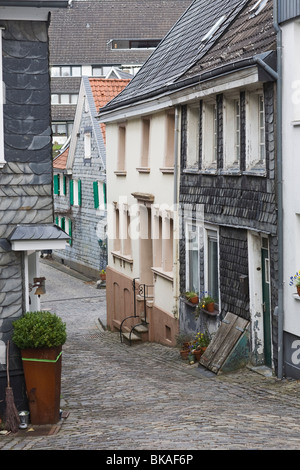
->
[100,67,260,123]
[10,239,68,251]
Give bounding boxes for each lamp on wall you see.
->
[29,277,46,296]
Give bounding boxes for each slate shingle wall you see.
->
[0,19,53,410]
[179,82,278,323]
[54,111,107,275]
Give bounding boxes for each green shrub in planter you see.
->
[12,311,67,349]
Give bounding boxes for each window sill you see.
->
[160,167,174,174]
[151,267,173,282]
[136,167,150,173]
[111,251,133,270]
[114,171,127,176]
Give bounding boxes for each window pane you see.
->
[61,66,70,77]
[208,233,218,301]
[51,67,60,77]
[188,226,199,293]
[71,66,81,77]
[51,94,59,104]
[60,94,69,104]
[70,94,78,104]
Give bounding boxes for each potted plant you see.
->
[12,311,67,425]
[200,293,215,312]
[176,333,193,360]
[184,291,199,304]
[100,269,106,281]
[190,331,211,361]
[289,271,300,296]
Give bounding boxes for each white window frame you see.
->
[202,100,217,171]
[0,28,5,168]
[185,220,202,294]
[204,226,220,303]
[186,103,200,169]
[223,94,241,171]
[84,131,91,159]
[246,90,266,171]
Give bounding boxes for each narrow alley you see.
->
[1,259,300,452]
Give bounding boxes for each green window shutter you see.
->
[93,181,99,209]
[63,175,67,195]
[70,179,74,205]
[55,216,59,225]
[61,217,65,231]
[78,179,82,206]
[103,182,107,209]
[54,174,60,195]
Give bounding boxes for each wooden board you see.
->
[199,312,249,374]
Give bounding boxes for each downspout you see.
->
[274,0,284,380]
[173,107,180,321]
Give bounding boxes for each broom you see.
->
[5,341,20,433]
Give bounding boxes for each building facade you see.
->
[0,0,69,418]
[100,0,282,372]
[53,77,130,278]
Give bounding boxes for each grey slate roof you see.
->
[49,0,193,66]
[8,224,70,242]
[100,0,276,114]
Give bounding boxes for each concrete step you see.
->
[122,332,142,345]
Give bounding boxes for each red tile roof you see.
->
[89,78,130,143]
[53,145,69,170]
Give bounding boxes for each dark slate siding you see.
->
[0,19,53,414]
[219,227,249,321]
[179,82,278,325]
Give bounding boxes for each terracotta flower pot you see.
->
[100,274,106,281]
[21,346,62,425]
[189,296,199,304]
[206,302,215,312]
[180,349,190,360]
[297,285,300,297]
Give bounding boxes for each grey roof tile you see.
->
[49,0,192,65]
[100,0,275,113]
[8,224,70,242]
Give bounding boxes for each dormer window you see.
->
[201,15,226,43]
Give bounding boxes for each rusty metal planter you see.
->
[21,346,62,425]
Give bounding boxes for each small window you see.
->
[223,95,241,170]
[202,100,217,170]
[141,118,150,168]
[84,132,91,159]
[93,181,106,210]
[70,179,82,207]
[246,91,266,171]
[186,104,200,169]
[164,111,175,167]
[117,124,126,171]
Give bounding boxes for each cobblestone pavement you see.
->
[1,259,300,451]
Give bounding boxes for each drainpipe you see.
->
[173,107,180,320]
[273,0,284,380]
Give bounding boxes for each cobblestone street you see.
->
[1,259,300,452]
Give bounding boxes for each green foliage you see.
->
[12,311,67,349]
